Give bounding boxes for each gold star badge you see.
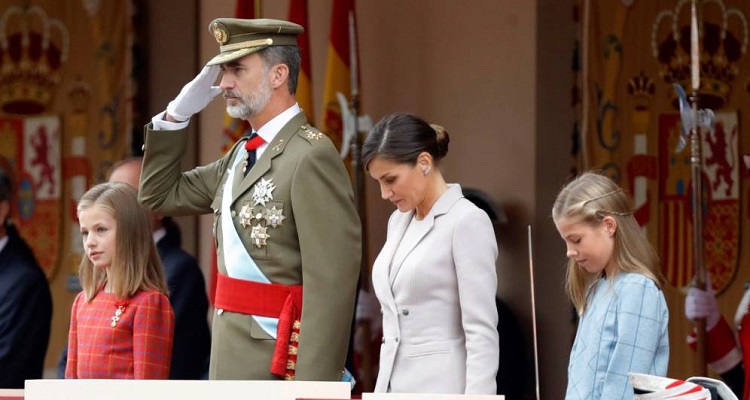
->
[305,130,323,141]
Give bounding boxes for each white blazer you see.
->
[373,184,499,394]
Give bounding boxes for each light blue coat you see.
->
[566,272,669,399]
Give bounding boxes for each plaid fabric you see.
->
[66,290,174,379]
[566,272,670,399]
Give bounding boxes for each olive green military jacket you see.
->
[139,112,362,381]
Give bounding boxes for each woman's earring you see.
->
[423,167,430,176]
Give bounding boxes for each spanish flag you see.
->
[319,0,359,153]
[288,0,314,124]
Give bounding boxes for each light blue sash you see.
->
[220,149,278,337]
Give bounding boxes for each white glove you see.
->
[166,65,222,121]
[685,277,720,330]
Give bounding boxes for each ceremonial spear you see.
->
[673,0,715,376]
[689,0,707,376]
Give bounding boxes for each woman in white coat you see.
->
[362,113,499,394]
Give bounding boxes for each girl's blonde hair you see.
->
[77,182,168,301]
[552,172,663,315]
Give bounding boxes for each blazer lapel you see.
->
[389,184,465,285]
[231,113,307,205]
[376,211,412,282]
[388,212,433,285]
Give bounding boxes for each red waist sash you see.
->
[214,273,303,379]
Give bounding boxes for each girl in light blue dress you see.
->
[553,172,669,400]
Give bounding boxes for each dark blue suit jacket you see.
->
[158,221,211,379]
[0,226,52,388]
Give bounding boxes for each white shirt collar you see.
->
[254,103,302,148]
[0,234,7,253]
[153,227,166,244]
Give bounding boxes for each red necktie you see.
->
[243,132,265,175]
[245,133,265,152]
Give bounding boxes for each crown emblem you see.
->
[66,77,91,113]
[651,0,748,110]
[627,71,656,110]
[0,5,69,115]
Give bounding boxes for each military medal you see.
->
[251,224,270,248]
[111,301,128,328]
[239,203,255,228]
[266,206,286,228]
[252,177,276,206]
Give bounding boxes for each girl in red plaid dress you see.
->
[65,182,174,379]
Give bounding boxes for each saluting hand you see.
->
[166,65,222,122]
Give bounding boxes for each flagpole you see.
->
[348,10,366,291]
[689,0,707,376]
[254,0,262,19]
[347,12,365,288]
[528,226,541,400]
[347,9,375,391]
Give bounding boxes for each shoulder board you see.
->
[297,124,326,144]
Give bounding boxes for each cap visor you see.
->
[205,46,268,66]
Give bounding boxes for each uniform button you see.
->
[141,144,145,151]
[217,308,224,316]
[395,337,399,342]
[401,307,409,316]
[231,210,236,218]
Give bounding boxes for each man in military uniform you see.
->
[138,18,362,382]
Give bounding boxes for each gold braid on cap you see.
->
[581,188,633,216]
[220,38,274,53]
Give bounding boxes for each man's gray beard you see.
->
[225,80,272,119]
[226,102,252,119]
